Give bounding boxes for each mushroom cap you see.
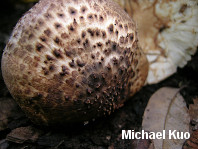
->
[1,0,148,125]
[114,0,198,84]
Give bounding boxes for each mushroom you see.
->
[114,0,198,84]
[1,0,148,125]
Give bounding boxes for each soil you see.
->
[0,1,197,149]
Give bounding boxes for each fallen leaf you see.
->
[6,126,41,144]
[183,130,198,149]
[142,87,190,149]
[132,132,155,149]
[189,98,198,130]
[0,97,24,131]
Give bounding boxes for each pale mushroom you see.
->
[114,0,198,84]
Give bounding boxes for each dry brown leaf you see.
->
[183,130,198,149]
[142,87,190,149]
[132,132,155,149]
[6,126,41,144]
[189,98,198,130]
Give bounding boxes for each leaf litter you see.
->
[189,97,198,131]
[183,129,198,149]
[6,126,42,144]
[142,87,190,149]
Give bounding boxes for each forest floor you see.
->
[0,1,197,149]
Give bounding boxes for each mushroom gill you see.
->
[114,0,198,84]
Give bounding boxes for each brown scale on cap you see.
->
[1,0,148,126]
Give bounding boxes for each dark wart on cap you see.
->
[1,0,148,126]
